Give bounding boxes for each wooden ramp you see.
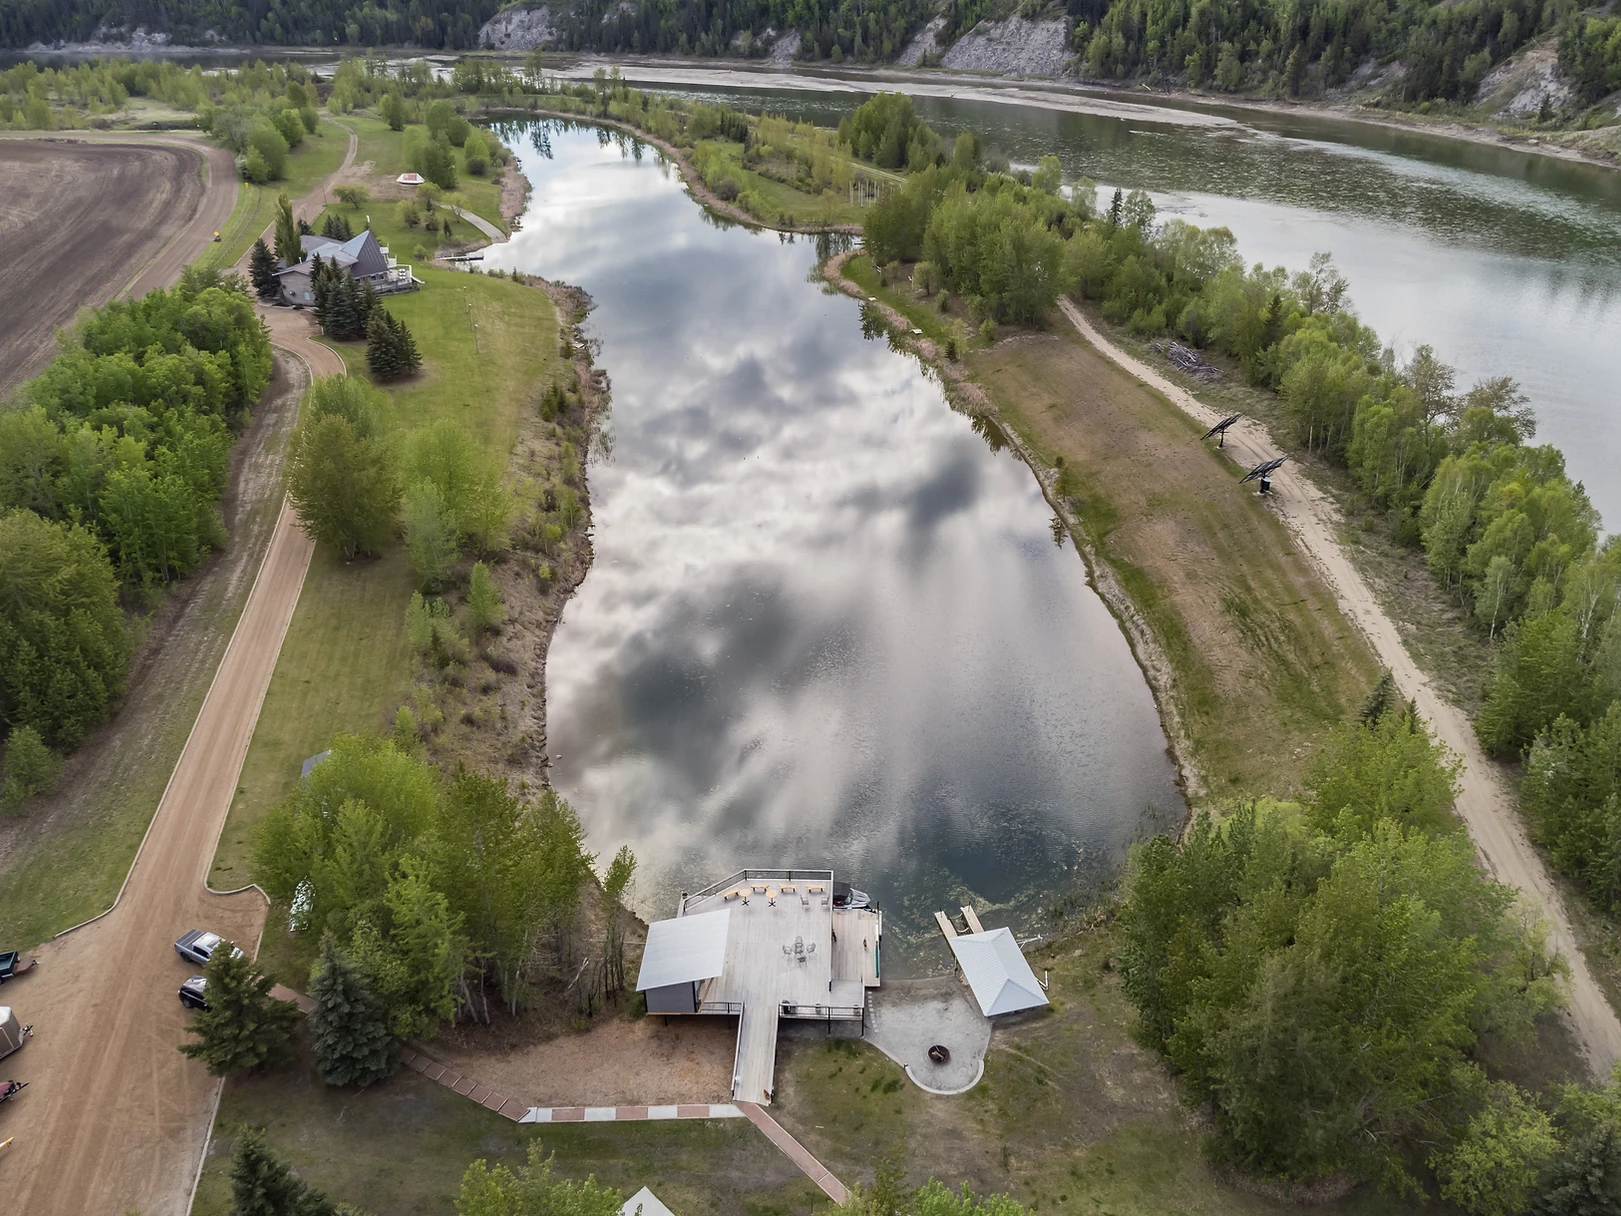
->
[733,1004,780,1105]
[935,910,958,939]
[961,906,986,934]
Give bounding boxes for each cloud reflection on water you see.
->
[486,126,1183,964]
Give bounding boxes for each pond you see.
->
[484,122,1184,968]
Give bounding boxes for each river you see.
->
[577,67,1621,530]
[484,123,1184,966]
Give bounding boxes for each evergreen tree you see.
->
[328,275,360,342]
[392,312,422,375]
[310,933,399,1088]
[320,211,353,241]
[178,947,302,1077]
[249,239,279,300]
[366,307,401,379]
[274,192,301,266]
[310,255,331,328]
[230,1127,336,1216]
[355,278,377,336]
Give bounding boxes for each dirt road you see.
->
[1057,298,1621,1079]
[0,129,357,1212]
[0,134,236,396]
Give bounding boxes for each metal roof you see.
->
[636,908,731,992]
[947,927,1049,1017]
[622,1188,676,1216]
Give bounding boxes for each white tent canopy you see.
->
[948,927,1049,1017]
[636,908,732,991]
[622,1187,676,1216]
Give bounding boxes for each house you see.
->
[274,228,420,307]
[636,868,881,1105]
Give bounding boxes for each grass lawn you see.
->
[335,110,506,232]
[194,1038,822,1216]
[773,920,1442,1216]
[842,254,968,354]
[692,138,869,229]
[202,117,353,269]
[210,267,556,928]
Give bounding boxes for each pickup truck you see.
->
[0,952,37,983]
[173,930,242,967]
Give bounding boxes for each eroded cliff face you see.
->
[939,18,1073,78]
[479,4,557,50]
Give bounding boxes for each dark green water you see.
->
[486,123,1184,967]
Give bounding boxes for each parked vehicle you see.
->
[173,930,240,967]
[1,1079,27,1103]
[0,952,37,983]
[0,1008,30,1062]
[178,976,209,1011]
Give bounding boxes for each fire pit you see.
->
[927,1044,951,1064]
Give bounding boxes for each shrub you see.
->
[1,725,60,813]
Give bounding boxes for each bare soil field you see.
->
[0,136,235,396]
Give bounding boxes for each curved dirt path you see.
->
[1057,297,1621,1078]
[1,126,351,1208]
[1,317,341,1216]
[233,119,360,273]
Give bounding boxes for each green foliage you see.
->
[403,480,460,590]
[366,307,422,380]
[274,192,300,265]
[1433,1081,1560,1216]
[252,736,597,1029]
[835,1159,1027,1216]
[1,723,60,812]
[229,1127,337,1216]
[1303,708,1461,840]
[309,933,400,1087]
[841,92,941,171]
[334,185,370,209]
[1477,610,1605,759]
[178,947,302,1077]
[1560,14,1621,107]
[4,5,504,49]
[0,511,130,747]
[466,561,505,637]
[1524,704,1621,910]
[249,238,279,299]
[285,406,401,560]
[1120,729,1564,1190]
[320,211,354,241]
[457,1143,622,1216]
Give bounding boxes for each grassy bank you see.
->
[210,267,557,910]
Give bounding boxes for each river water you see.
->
[484,123,1183,964]
[599,69,1621,530]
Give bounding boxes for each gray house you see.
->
[274,229,419,307]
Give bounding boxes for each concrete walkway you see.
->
[452,205,506,242]
[737,1102,849,1203]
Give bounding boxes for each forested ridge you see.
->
[6,0,1618,111]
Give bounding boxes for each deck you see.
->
[680,871,881,1104]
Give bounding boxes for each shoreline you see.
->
[537,55,1621,174]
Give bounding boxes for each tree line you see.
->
[0,0,500,51]
[1119,700,1600,1209]
[0,270,272,797]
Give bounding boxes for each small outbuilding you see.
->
[397,171,425,186]
[636,908,731,1015]
[622,1188,676,1216]
[947,928,1049,1017]
[0,1006,31,1060]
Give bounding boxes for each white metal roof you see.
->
[622,1188,676,1216]
[948,927,1049,1016]
[636,908,731,992]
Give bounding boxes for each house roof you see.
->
[635,908,731,992]
[281,230,389,279]
[622,1189,676,1216]
[947,927,1049,1017]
